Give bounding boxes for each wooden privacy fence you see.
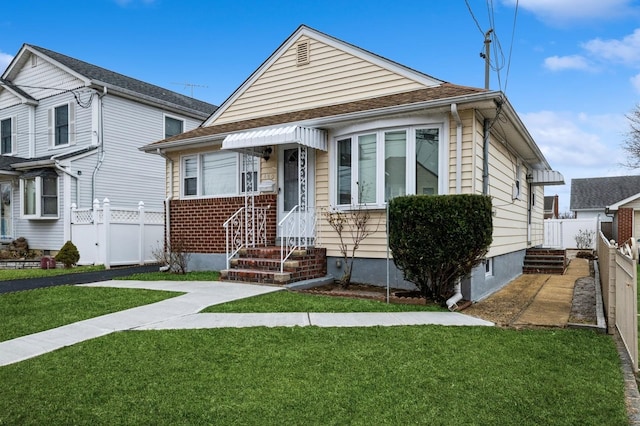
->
[71,199,164,269]
[597,232,638,372]
[544,218,598,249]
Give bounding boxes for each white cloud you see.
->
[520,110,623,169]
[501,0,637,24]
[543,55,591,71]
[0,51,13,74]
[582,29,640,65]
[632,74,640,94]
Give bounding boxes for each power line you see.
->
[465,0,485,35]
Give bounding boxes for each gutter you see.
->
[140,91,508,153]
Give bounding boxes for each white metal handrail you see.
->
[278,206,317,272]
[223,205,270,269]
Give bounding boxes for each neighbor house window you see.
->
[48,103,75,147]
[182,152,260,197]
[165,116,184,138]
[0,117,14,155]
[0,182,11,239]
[20,171,58,218]
[335,125,442,206]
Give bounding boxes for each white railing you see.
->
[71,198,163,268]
[278,206,316,272]
[597,232,638,372]
[223,205,269,269]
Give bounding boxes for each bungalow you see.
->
[0,44,217,254]
[142,25,563,302]
[571,175,640,242]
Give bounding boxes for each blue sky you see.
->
[2,0,640,212]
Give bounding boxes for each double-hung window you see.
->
[0,117,15,155]
[48,102,75,147]
[20,170,59,219]
[334,125,442,206]
[165,116,184,138]
[182,151,260,197]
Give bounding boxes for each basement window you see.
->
[485,258,493,277]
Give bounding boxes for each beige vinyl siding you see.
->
[447,109,476,194]
[485,125,531,258]
[530,185,545,245]
[214,36,427,124]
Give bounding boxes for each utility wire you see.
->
[503,0,520,95]
[465,0,485,35]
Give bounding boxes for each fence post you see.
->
[93,199,100,266]
[103,198,111,270]
[138,201,145,265]
[608,240,617,334]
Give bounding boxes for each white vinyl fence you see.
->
[71,198,164,268]
[543,218,598,249]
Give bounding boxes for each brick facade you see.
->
[618,207,634,243]
[169,194,277,253]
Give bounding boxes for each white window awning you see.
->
[529,169,565,186]
[222,125,327,152]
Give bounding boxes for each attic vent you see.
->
[296,41,310,66]
[31,55,38,68]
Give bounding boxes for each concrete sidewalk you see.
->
[0,280,493,367]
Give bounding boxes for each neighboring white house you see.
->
[142,25,564,302]
[0,44,217,252]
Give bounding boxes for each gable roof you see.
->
[544,196,556,211]
[203,25,444,126]
[1,44,218,118]
[570,175,640,210]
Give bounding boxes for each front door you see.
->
[277,145,315,243]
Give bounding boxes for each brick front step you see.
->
[225,246,327,285]
[523,248,566,275]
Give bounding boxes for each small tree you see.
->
[55,240,80,268]
[388,194,493,305]
[323,185,379,287]
[622,104,640,168]
[575,229,595,249]
[153,237,191,274]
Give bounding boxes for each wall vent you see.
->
[31,54,38,67]
[296,40,310,66]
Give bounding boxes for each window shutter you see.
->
[11,116,17,154]
[47,108,53,147]
[68,102,76,145]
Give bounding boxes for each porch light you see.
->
[262,146,273,161]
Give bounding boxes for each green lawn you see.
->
[0,327,626,425]
[203,289,444,313]
[116,270,220,281]
[0,286,180,342]
[0,264,105,281]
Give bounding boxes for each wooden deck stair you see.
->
[523,248,566,275]
[220,246,327,285]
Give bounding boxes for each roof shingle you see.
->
[570,176,640,210]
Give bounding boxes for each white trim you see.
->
[163,113,185,139]
[19,175,60,220]
[607,192,640,211]
[330,121,447,207]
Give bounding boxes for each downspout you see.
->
[157,148,173,271]
[482,118,490,195]
[447,103,464,310]
[92,87,107,202]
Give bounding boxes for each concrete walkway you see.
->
[0,280,493,367]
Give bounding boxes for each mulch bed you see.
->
[298,283,440,306]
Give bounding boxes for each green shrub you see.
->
[55,241,80,268]
[388,194,493,305]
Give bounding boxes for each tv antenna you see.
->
[171,81,208,98]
